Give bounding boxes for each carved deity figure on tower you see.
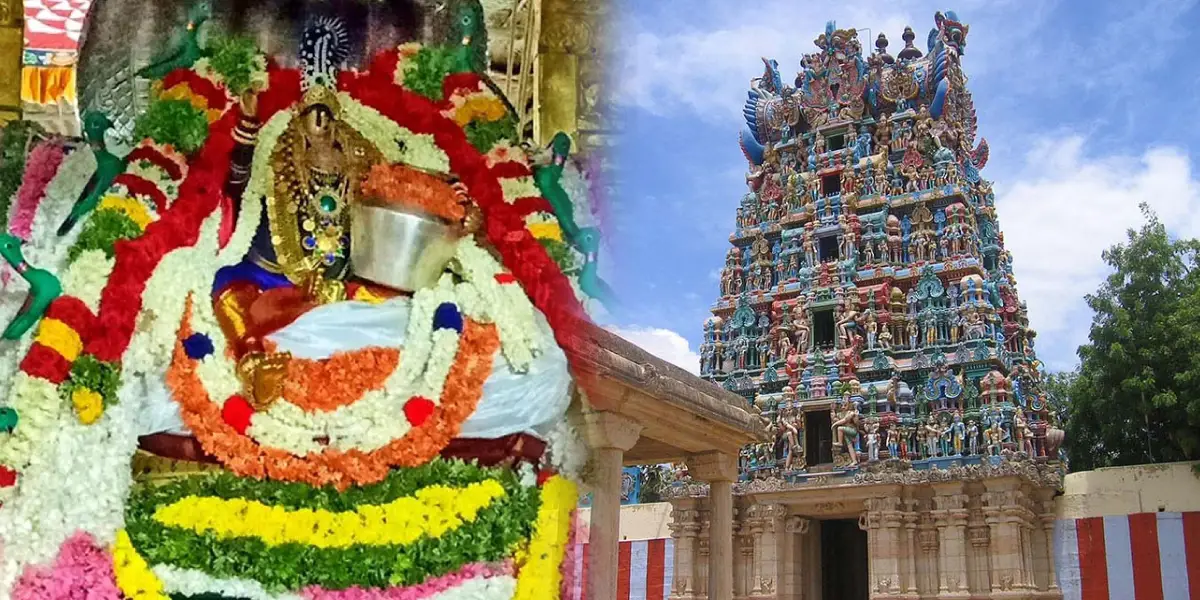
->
[831,397,862,466]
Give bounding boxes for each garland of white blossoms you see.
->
[499,176,540,204]
[0,382,140,596]
[337,92,451,174]
[0,148,106,489]
[151,565,516,600]
[240,237,547,456]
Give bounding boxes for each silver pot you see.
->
[349,203,461,293]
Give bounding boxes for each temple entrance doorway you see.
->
[819,518,868,600]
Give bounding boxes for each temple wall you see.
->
[590,462,1200,599]
[1056,460,1200,518]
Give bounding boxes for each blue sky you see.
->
[599,0,1200,374]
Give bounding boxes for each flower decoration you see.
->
[360,163,465,221]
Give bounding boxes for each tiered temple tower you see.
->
[697,14,1062,478]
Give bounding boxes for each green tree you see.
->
[1065,204,1200,471]
[1042,370,1076,428]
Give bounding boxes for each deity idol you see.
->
[0,6,600,599]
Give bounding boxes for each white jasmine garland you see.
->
[59,249,115,313]
[545,415,588,482]
[0,374,63,471]
[240,108,295,222]
[24,148,95,279]
[123,214,228,378]
[153,564,305,600]
[451,238,539,370]
[337,93,451,174]
[498,176,539,204]
[0,381,141,596]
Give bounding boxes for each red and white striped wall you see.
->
[1054,511,1200,600]
[569,511,1200,599]
[567,539,674,600]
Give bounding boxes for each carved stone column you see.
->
[1035,490,1061,595]
[983,480,1034,596]
[863,495,904,598]
[668,500,702,600]
[735,507,754,598]
[966,492,993,595]
[581,411,642,600]
[900,495,921,598]
[782,516,812,600]
[931,484,970,599]
[754,505,786,599]
[687,451,738,600]
[917,511,940,597]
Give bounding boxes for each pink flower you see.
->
[10,140,67,241]
[301,561,513,600]
[12,532,122,600]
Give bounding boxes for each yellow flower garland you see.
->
[113,530,169,600]
[152,480,506,548]
[33,318,83,362]
[527,222,564,242]
[98,195,154,230]
[514,475,577,600]
[71,388,104,425]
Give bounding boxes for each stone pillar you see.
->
[900,495,921,598]
[982,480,1034,595]
[734,508,752,598]
[668,501,702,599]
[1036,491,1061,595]
[966,493,993,595]
[755,505,787,598]
[931,484,970,598]
[863,495,904,598]
[582,411,642,600]
[916,511,940,597]
[687,451,738,600]
[781,516,812,600]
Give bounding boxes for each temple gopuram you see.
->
[671,13,1068,600]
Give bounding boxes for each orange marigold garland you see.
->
[279,347,401,412]
[167,297,500,489]
[360,163,466,222]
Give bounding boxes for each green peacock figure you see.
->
[57,111,127,236]
[431,0,521,122]
[0,233,62,340]
[533,132,615,307]
[136,0,212,80]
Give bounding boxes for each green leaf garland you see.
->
[463,115,517,155]
[124,459,541,591]
[133,99,210,155]
[60,354,122,407]
[403,47,462,101]
[66,208,142,262]
[205,35,263,96]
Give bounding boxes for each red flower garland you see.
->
[126,145,186,181]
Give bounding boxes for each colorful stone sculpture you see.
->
[700,13,1064,480]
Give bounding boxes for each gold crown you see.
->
[301,84,342,117]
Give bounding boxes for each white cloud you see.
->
[997,137,1200,370]
[605,326,701,374]
[615,2,924,122]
